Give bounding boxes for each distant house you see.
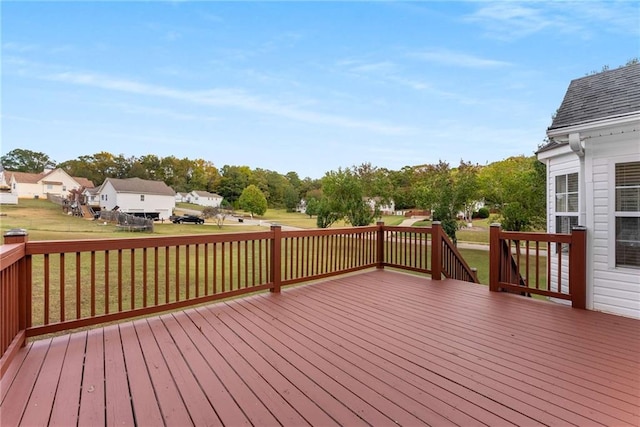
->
[0,166,18,205]
[537,63,640,319]
[365,197,395,215]
[3,168,94,199]
[96,177,176,220]
[186,190,223,208]
[175,192,188,203]
[83,187,100,208]
[296,199,307,213]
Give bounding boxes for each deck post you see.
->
[3,229,29,348]
[376,221,385,270]
[431,222,442,280]
[569,226,587,309]
[270,225,282,293]
[489,223,501,292]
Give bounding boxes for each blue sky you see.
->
[2,1,639,179]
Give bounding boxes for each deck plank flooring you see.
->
[1,269,639,426]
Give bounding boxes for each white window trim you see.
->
[608,155,640,270]
[550,170,580,256]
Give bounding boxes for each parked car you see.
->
[172,214,204,224]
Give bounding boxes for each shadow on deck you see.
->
[1,270,638,426]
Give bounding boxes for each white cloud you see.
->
[409,48,512,68]
[465,1,639,40]
[2,42,39,52]
[46,70,415,135]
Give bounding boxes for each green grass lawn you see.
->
[458,248,489,284]
[1,200,499,284]
[2,201,494,286]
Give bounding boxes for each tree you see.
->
[305,197,320,218]
[322,168,376,226]
[184,158,219,193]
[453,161,480,223]
[202,206,227,228]
[414,160,479,243]
[389,166,416,210]
[283,185,299,212]
[1,149,56,172]
[353,162,393,204]
[217,165,251,206]
[315,198,341,228]
[238,185,268,217]
[477,155,545,231]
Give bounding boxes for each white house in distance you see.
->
[364,197,395,215]
[537,63,640,319]
[175,192,188,203]
[96,177,176,220]
[186,190,223,208]
[2,168,94,200]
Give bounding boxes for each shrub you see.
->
[473,207,490,219]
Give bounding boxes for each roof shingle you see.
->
[106,177,176,196]
[548,63,640,131]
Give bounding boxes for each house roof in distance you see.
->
[104,177,176,196]
[5,169,95,188]
[192,190,222,198]
[548,63,640,131]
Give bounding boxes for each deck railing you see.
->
[489,224,586,308]
[0,221,478,374]
[2,221,589,376]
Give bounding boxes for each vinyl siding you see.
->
[588,129,640,318]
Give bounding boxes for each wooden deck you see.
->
[1,270,638,426]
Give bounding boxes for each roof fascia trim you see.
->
[547,113,640,138]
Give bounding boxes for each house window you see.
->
[555,172,578,233]
[140,195,145,202]
[62,186,66,191]
[615,161,640,268]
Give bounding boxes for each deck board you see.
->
[103,325,135,426]
[78,328,105,427]
[119,321,164,426]
[1,270,639,426]
[49,332,86,427]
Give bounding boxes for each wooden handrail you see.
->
[3,221,550,375]
[439,230,480,283]
[0,232,28,377]
[489,224,586,308]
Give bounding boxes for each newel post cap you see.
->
[4,228,28,237]
[3,228,28,244]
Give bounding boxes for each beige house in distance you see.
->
[3,168,94,199]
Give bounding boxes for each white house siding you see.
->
[544,150,579,299]
[11,181,44,199]
[587,131,640,319]
[0,193,18,204]
[116,193,175,220]
[41,169,83,198]
[99,182,119,211]
[187,191,222,207]
[10,169,89,199]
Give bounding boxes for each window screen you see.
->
[615,162,640,268]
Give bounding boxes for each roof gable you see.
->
[5,169,95,188]
[548,63,640,131]
[8,171,45,184]
[192,190,222,198]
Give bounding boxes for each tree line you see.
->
[1,148,546,238]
